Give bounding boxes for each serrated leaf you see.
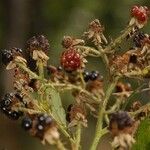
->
[132,118,150,150]
[49,88,66,127]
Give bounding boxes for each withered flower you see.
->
[27,35,50,53]
[66,104,87,127]
[27,35,50,64]
[83,19,107,46]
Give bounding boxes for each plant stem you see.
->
[75,45,101,56]
[90,76,119,150]
[37,59,44,79]
[16,62,39,79]
[104,25,134,52]
[75,123,82,150]
[56,140,67,150]
[45,83,100,104]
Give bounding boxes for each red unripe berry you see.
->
[137,12,147,22]
[131,5,139,17]
[60,48,81,72]
[131,5,149,23]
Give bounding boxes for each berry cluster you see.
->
[131,5,149,23]
[22,114,53,139]
[133,32,146,47]
[60,48,82,72]
[1,47,22,66]
[109,111,134,136]
[0,93,23,120]
[83,70,100,82]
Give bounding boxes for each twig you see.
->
[90,76,119,150]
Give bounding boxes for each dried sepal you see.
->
[33,50,49,66]
[62,36,85,48]
[112,133,135,150]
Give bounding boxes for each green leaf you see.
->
[49,88,66,127]
[121,84,145,110]
[132,118,150,150]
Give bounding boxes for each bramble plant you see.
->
[1,5,150,150]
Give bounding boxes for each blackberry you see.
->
[83,71,90,82]
[27,35,50,53]
[89,71,99,81]
[0,93,13,108]
[60,48,81,72]
[129,54,137,64]
[22,117,32,130]
[2,50,13,65]
[36,124,44,131]
[9,111,21,120]
[38,114,52,125]
[66,113,71,122]
[28,79,37,89]
[109,111,134,130]
[133,32,146,47]
[13,47,22,54]
[45,116,52,125]
[67,104,73,112]
[15,93,23,102]
[131,5,149,23]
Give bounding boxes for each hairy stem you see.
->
[90,76,119,150]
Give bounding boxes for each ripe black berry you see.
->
[36,124,44,131]
[38,114,52,125]
[83,71,90,82]
[133,32,146,47]
[67,104,73,112]
[89,71,99,81]
[2,50,13,65]
[22,117,32,130]
[129,54,137,64]
[109,111,134,130]
[66,113,71,122]
[9,111,21,120]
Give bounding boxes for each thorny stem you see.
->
[90,76,119,150]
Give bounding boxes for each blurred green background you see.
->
[0,0,149,150]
